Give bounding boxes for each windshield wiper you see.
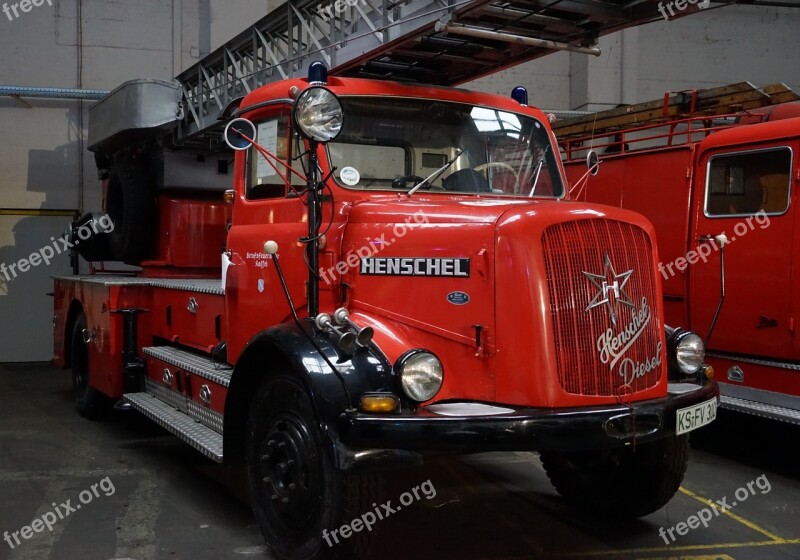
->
[408,148,465,196]
[528,145,551,197]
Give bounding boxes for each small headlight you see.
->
[397,351,443,402]
[293,86,343,142]
[676,333,705,374]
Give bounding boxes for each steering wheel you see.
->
[474,162,519,183]
[392,175,429,190]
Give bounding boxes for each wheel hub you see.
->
[258,415,318,525]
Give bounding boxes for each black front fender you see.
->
[223,320,395,465]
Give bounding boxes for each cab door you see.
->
[224,107,316,359]
[689,143,795,360]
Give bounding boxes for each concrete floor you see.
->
[1,363,799,560]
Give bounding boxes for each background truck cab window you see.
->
[706,148,792,216]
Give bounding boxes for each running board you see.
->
[720,395,800,426]
[143,345,232,387]
[124,393,224,462]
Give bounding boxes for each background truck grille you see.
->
[542,219,663,396]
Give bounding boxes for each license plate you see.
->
[676,397,717,435]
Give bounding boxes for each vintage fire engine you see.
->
[557,82,800,427]
[52,2,718,558]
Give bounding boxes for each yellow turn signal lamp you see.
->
[360,394,398,413]
[704,365,715,379]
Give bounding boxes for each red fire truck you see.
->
[51,2,718,559]
[557,82,800,426]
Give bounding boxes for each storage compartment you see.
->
[151,287,225,352]
[88,79,181,153]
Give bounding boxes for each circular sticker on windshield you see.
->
[339,166,360,186]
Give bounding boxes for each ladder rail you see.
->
[176,0,471,139]
[552,82,800,139]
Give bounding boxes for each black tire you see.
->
[71,313,112,420]
[246,376,379,560]
[72,212,113,262]
[540,435,689,518]
[106,163,154,262]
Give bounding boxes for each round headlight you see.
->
[293,86,343,142]
[397,351,443,402]
[676,333,705,374]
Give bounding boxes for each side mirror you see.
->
[586,150,600,176]
[224,118,257,151]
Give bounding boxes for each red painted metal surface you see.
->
[53,279,153,398]
[144,195,231,274]
[150,290,225,353]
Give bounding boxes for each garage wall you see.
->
[0,0,270,362]
[1,1,798,362]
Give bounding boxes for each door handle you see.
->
[698,233,729,246]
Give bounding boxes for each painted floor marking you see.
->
[678,486,783,542]
[545,485,800,558]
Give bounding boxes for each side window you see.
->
[705,148,792,217]
[246,112,299,200]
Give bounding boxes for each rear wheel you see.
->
[70,312,112,420]
[246,375,378,560]
[540,435,689,518]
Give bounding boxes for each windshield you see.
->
[326,97,564,197]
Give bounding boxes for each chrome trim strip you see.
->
[706,351,800,372]
[720,395,800,426]
[720,382,800,411]
[145,378,186,412]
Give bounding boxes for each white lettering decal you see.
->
[617,342,663,385]
[596,297,652,371]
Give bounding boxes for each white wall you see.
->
[0,0,269,362]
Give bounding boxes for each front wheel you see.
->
[540,435,689,518]
[246,376,378,560]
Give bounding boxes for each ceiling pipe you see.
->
[434,22,602,57]
[0,85,108,101]
[546,110,594,118]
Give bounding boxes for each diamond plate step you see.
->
[143,346,231,387]
[52,275,224,295]
[124,393,223,462]
[720,395,800,426]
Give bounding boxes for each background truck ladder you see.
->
[551,81,800,139]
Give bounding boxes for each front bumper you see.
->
[338,380,718,456]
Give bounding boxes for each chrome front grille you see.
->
[542,219,663,396]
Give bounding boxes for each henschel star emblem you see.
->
[583,254,635,326]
